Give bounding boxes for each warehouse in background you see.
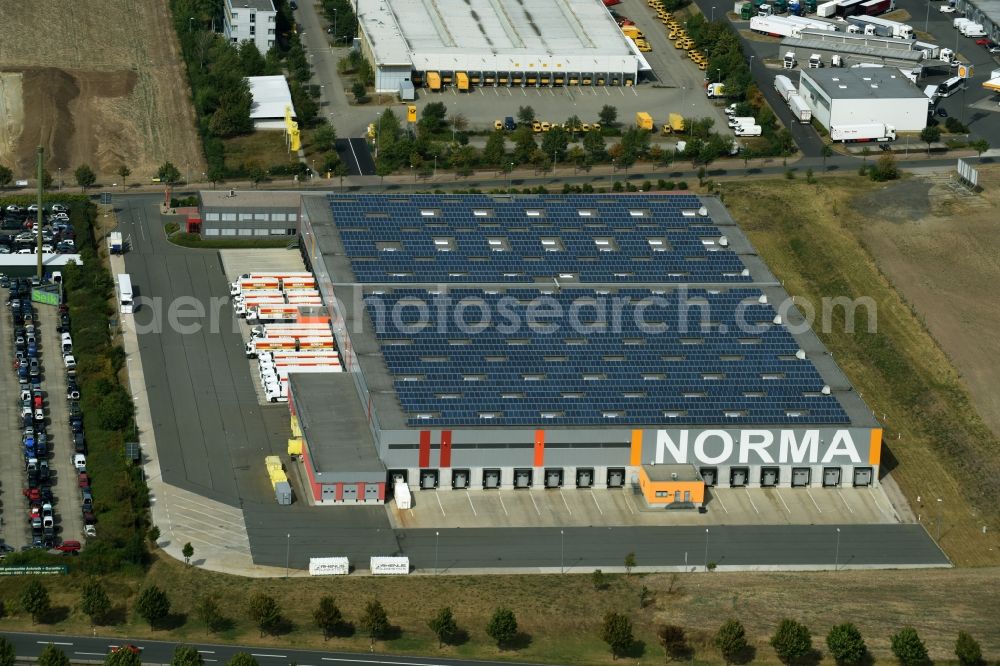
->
[955,0,1000,42]
[355,0,645,94]
[797,67,928,140]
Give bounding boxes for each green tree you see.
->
[891,627,929,666]
[583,130,606,162]
[75,164,97,190]
[451,113,469,136]
[42,169,53,189]
[20,580,50,624]
[658,624,689,662]
[517,105,536,124]
[601,611,634,660]
[226,654,259,666]
[157,161,182,185]
[247,162,267,188]
[182,542,194,564]
[428,606,459,647]
[541,127,569,164]
[38,644,70,666]
[247,593,282,636]
[313,595,344,640]
[237,41,266,76]
[510,126,536,164]
[104,649,141,666]
[821,144,834,169]
[955,631,982,666]
[715,619,749,665]
[171,646,205,666]
[483,130,507,166]
[770,619,812,664]
[591,569,607,590]
[289,81,318,125]
[352,81,367,103]
[970,139,990,158]
[147,525,161,546]
[117,164,131,188]
[361,599,389,642]
[870,153,899,182]
[0,638,14,666]
[486,606,518,648]
[313,124,337,152]
[97,388,134,430]
[638,585,651,609]
[207,164,225,187]
[419,101,448,135]
[624,552,636,576]
[80,578,111,626]
[136,585,171,629]
[826,623,866,665]
[0,164,13,188]
[920,125,941,155]
[196,595,227,633]
[599,104,619,127]
[565,115,582,140]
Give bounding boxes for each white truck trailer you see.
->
[788,94,813,122]
[845,14,914,38]
[774,74,798,101]
[817,0,838,16]
[830,123,896,141]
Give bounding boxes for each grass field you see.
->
[223,132,302,173]
[1,556,998,664]
[722,174,1000,567]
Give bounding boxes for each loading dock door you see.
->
[514,469,532,489]
[364,483,380,500]
[483,469,500,489]
[321,485,336,501]
[342,484,358,501]
[452,469,469,489]
[700,467,717,487]
[761,467,778,487]
[853,467,873,487]
[791,467,810,487]
[420,470,438,489]
[823,467,842,487]
[730,467,748,487]
[576,468,593,488]
[607,468,625,488]
[545,469,562,488]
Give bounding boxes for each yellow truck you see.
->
[621,25,644,39]
[457,72,470,91]
[427,71,442,91]
[636,111,654,131]
[669,113,685,133]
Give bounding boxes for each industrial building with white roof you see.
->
[356,0,645,93]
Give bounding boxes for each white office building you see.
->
[224,0,277,54]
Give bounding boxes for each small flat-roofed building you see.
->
[198,190,302,238]
[798,67,929,133]
[639,465,705,509]
[247,75,295,130]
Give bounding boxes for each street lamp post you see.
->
[507,162,513,192]
[611,158,616,189]
[716,68,722,84]
[435,530,440,575]
[333,8,338,43]
[560,529,565,574]
[749,55,755,70]
[711,5,716,21]
[189,16,194,32]
[284,533,290,578]
[924,0,930,33]
[704,528,710,571]
[835,528,841,571]
[936,498,943,542]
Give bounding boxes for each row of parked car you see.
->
[0,203,76,255]
[6,275,88,553]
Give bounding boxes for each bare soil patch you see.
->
[0,0,202,181]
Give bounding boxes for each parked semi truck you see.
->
[846,14,913,38]
[774,74,797,100]
[706,82,726,98]
[108,232,123,255]
[751,15,837,37]
[830,123,896,141]
[788,94,812,122]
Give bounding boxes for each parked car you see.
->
[73,453,87,471]
[78,471,91,488]
[940,4,956,11]
[975,37,990,45]
[56,540,82,554]
[63,353,76,369]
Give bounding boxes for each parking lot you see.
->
[387,483,897,530]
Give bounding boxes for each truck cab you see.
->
[758,3,773,15]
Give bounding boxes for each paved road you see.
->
[3,630,547,666]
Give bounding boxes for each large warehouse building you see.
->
[798,68,929,134]
[290,194,882,505]
[356,0,644,94]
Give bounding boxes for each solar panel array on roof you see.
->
[331,194,749,283]
[325,194,848,428]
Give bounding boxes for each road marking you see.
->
[250,654,287,659]
[837,489,855,514]
[497,492,509,516]
[590,490,604,515]
[713,489,729,514]
[529,491,541,516]
[323,659,458,666]
[435,491,446,517]
[807,489,823,513]
[775,488,791,513]
[198,651,216,654]
[75,652,105,657]
[203,660,218,663]
[560,489,572,515]
[744,488,760,514]
[347,140,362,176]
[39,642,73,646]
[622,487,636,514]
[465,491,477,516]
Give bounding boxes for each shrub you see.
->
[891,627,928,666]
[770,619,812,664]
[826,623,866,665]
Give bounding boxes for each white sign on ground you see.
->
[957,158,979,187]
[370,556,409,575]
[309,557,349,576]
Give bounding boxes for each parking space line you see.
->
[807,489,823,513]
[559,489,572,515]
[529,491,541,516]
[837,489,855,514]
[466,490,477,516]
[497,492,509,516]
[712,488,729,514]
[435,491,446,517]
[622,488,636,514]
[590,490,604,515]
[744,488,760,514]
[775,488,791,513]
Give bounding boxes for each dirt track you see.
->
[0,0,202,181]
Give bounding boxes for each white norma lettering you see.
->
[654,429,865,465]
[739,430,774,464]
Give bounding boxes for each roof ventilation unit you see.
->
[758,293,768,304]
[821,385,832,395]
[718,235,729,247]
[698,206,708,216]
[795,349,807,360]
[773,314,783,325]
